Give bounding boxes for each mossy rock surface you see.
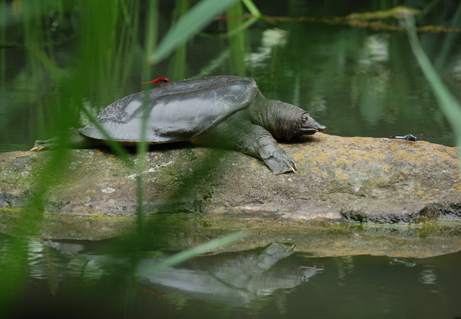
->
[1,133,460,257]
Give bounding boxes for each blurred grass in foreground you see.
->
[2,0,460,316]
[0,0,246,316]
[405,14,461,172]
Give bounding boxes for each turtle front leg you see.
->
[196,114,297,174]
[253,133,297,174]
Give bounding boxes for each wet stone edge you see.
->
[340,202,461,224]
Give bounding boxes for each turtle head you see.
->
[249,96,326,140]
[271,103,326,140]
[297,112,326,136]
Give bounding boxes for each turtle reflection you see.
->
[34,239,321,307]
[138,243,322,307]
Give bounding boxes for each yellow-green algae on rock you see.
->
[0,134,460,257]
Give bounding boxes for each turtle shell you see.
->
[78,76,259,143]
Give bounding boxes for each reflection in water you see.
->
[454,61,461,81]
[1,235,461,318]
[27,238,321,307]
[420,269,437,285]
[138,243,321,307]
[359,34,389,65]
[336,255,355,284]
[389,257,416,267]
[244,28,288,68]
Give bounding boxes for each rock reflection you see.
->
[138,243,322,307]
[7,236,321,307]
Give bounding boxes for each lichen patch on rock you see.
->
[0,134,460,254]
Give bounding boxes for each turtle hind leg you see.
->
[30,127,89,151]
[30,137,58,151]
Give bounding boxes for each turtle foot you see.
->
[261,148,297,175]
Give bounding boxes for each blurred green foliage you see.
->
[0,0,245,316]
[1,0,461,316]
[405,14,461,170]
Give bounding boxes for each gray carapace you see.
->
[31,76,326,174]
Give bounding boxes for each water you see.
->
[1,235,460,319]
[0,2,459,152]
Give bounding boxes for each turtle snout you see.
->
[316,124,326,132]
[298,114,326,135]
[304,118,326,133]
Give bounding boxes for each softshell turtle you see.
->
[31,76,326,174]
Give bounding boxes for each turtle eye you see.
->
[302,116,307,122]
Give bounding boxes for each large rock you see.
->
[0,133,460,257]
[3,133,459,216]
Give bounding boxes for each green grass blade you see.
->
[221,16,258,38]
[171,0,189,81]
[135,93,150,237]
[137,231,246,275]
[149,0,239,64]
[227,2,247,76]
[241,0,261,18]
[405,15,461,170]
[143,0,158,80]
[28,43,132,166]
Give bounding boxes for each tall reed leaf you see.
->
[149,0,239,64]
[405,15,461,168]
[241,0,261,18]
[28,44,131,165]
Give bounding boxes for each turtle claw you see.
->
[30,146,43,152]
[260,147,298,175]
[30,139,55,152]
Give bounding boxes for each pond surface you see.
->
[0,1,460,152]
[1,235,460,319]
